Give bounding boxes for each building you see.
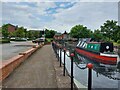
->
[54,31,70,40]
[62,31,69,40]
[7,24,17,33]
[54,33,63,40]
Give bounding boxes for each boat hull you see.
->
[75,48,117,65]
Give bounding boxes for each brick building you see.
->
[54,31,69,40]
[7,24,17,33]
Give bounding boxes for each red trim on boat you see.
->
[75,48,117,65]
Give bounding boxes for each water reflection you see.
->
[75,52,120,89]
[60,49,120,89]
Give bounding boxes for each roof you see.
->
[63,31,67,34]
[54,33,62,36]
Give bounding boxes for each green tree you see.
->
[100,20,118,41]
[93,29,103,41]
[33,31,40,38]
[2,24,9,38]
[26,31,34,39]
[70,25,92,39]
[45,29,55,38]
[15,27,25,38]
[112,25,120,42]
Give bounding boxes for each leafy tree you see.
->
[112,25,120,42]
[26,31,34,39]
[100,20,118,41]
[70,25,92,39]
[45,29,55,38]
[93,29,103,41]
[15,27,25,38]
[1,24,9,38]
[33,31,40,38]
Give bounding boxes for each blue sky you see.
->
[1,0,119,33]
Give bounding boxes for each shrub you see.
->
[117,40,120,44]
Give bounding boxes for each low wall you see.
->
[0,45,43,82]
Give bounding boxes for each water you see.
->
[60,50,120,90]
[0,41,36,60]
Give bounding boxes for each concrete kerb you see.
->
[0,44,43,82]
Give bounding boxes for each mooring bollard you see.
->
[63,48,66,76]
[70,53,74,90]
[87,63,93,90]
[60,47,62,67]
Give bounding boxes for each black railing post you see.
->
[60,47,62,67]
[70,53,74,90]
[57,45,59,61]
[63,48,66,76]
[87,63,93,90]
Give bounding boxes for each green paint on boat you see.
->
[87,43,100,52]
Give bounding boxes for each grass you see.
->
[113,42,120,47]
[46,38,53,42]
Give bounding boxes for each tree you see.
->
[45,29,55,38]
[93,29,103,41]
[112,25,120,42]
[2,24,9,38]
[15,27,25,38]
[26,31,34,39]
[100,20,118,41]
[33,31,40,38]
[70,25,92,39]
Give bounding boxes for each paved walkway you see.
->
[2,45,58,88]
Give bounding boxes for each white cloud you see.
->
[2,2,56,27]
[1,0,120,2]
[50,2,118,32]
[1,1,118,33]
[59,3,66,7]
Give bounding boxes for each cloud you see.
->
[1,1,118,33]
[1,0,120,2]
[51,2,118,31]
[2,2,56,27]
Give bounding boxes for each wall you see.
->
[0,45,42,82]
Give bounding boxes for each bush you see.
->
[117,40,120,44]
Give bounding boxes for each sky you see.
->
[0,0,119,33]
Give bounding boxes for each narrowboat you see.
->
[75,38,119,65]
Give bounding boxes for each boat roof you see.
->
[88,42,101,44]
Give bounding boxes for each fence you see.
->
[52,41,93,90]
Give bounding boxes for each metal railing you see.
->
[52,41,93,90]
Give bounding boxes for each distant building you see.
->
[54,31,70,40]
[62,31,70,40]
[54,33,63,40]
[7,24,17,33]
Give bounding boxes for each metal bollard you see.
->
[63,48,66,76]
[70,53,74,90]
[60,47,62,67]
[87,63,93,90]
